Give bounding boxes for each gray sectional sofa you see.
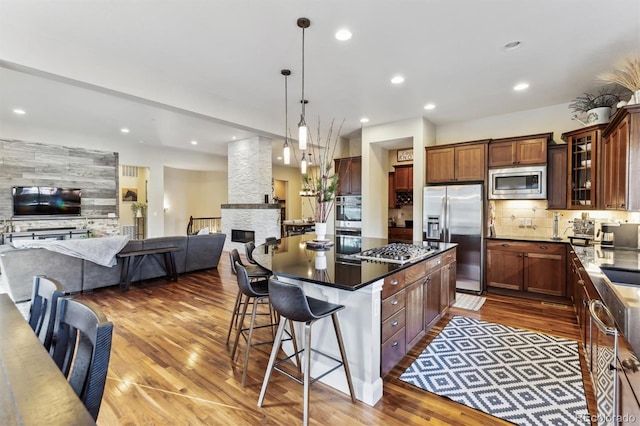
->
[0,233,226,302]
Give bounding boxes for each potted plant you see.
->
[568,87,627,125]
[130,202,147,218]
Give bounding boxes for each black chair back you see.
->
[51,298,113,421]
[229,248,244,275]
[268,278,316,323]
[235,263,267,298]
[29,275,65,350]
[245,242,257,263]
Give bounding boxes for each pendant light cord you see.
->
[301,25,305,118]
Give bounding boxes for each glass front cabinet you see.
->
[561,124,606,210]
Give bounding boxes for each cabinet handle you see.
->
[620,204,626,208]
[539,245,548,250]
[518,254,523,257]
[391,279,398,286]
[606,204,612,208]
[392,320,399,327]
[392,341,399,347]
[391,299,398,305]
[578,279,585,286]
[501,243,509,248]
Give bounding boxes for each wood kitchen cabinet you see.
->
[486,240,567,297]
[561,125,605,210]
[388,227,412,241]
[394,165,413,191]
[335,156,362,195]
[488,133,552,168]
[440,249,457,311]
[388,173,396,208]
[380,248,456,376]
[601,104,640,211]
[425,140,488,183]
[547,143,567,209]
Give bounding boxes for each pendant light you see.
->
[297,17,310,151]
[281,69,291,165]
[300,152,307,174]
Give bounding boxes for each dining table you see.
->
[0,293,96,425]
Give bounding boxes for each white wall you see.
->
[163,167,228,236]
[436,102,576,145]
[362,117,436,239]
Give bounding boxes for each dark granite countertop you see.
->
[252,235,457,292]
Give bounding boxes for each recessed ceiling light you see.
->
[232,136,236,140]
[513,82,529,91]
[504,41,521,51]
[391,75,405,85]
[360,117,370,123]
[120,128,130,133]
[190,140,198,145]
[424,103,436,110]
[13,109,26,115]
[335,29,352,41]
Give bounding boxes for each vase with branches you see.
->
[291,118,344,239]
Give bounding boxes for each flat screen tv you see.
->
[12,186,81,216]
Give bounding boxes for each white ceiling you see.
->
[1,0,639,165]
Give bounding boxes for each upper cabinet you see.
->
[425,140,488,183]
[561,125,605,210]
[547,144,567,210]
[394,165,413,191]
[335,156,362,195]
[601,105,640,211]
[488,133,552,168]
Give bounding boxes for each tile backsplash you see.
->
[490,200,640,239]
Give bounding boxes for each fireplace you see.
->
[231,229,255,243]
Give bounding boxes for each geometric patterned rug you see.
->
[399,316,590,426]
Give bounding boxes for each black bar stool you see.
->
[231,263,299,388]
[258,278,356,425]
[226,249,272,345]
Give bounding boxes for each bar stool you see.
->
[258,278,356,425]
[231,263,299,388]
[226,249,271,345]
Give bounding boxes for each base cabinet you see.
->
[487,240,566,297]
[380,248,456,376]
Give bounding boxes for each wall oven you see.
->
[335,195,362,230]
[488,165,547,199]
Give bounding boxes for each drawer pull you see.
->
[539,245,548,250]
[392,320,399,327]
[392,341,399,347]
[390,279,398,286]
[391,299,398,305]
[501,243,509,248]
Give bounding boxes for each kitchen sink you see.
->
[600,267,640,286]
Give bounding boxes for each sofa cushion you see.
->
[185,233,226,272]
[0,248,83,302]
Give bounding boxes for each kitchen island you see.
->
[252,235,457,406]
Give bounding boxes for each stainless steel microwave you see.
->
[488,166,547,199]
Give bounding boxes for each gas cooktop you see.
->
[355,243,434,264]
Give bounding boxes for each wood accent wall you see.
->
[0,139,119,218]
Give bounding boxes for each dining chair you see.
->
[28,275,65,351]
[50,297,114,421]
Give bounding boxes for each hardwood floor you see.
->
[76,259,595,425]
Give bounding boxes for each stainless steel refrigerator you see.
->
[423,184,483,293]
